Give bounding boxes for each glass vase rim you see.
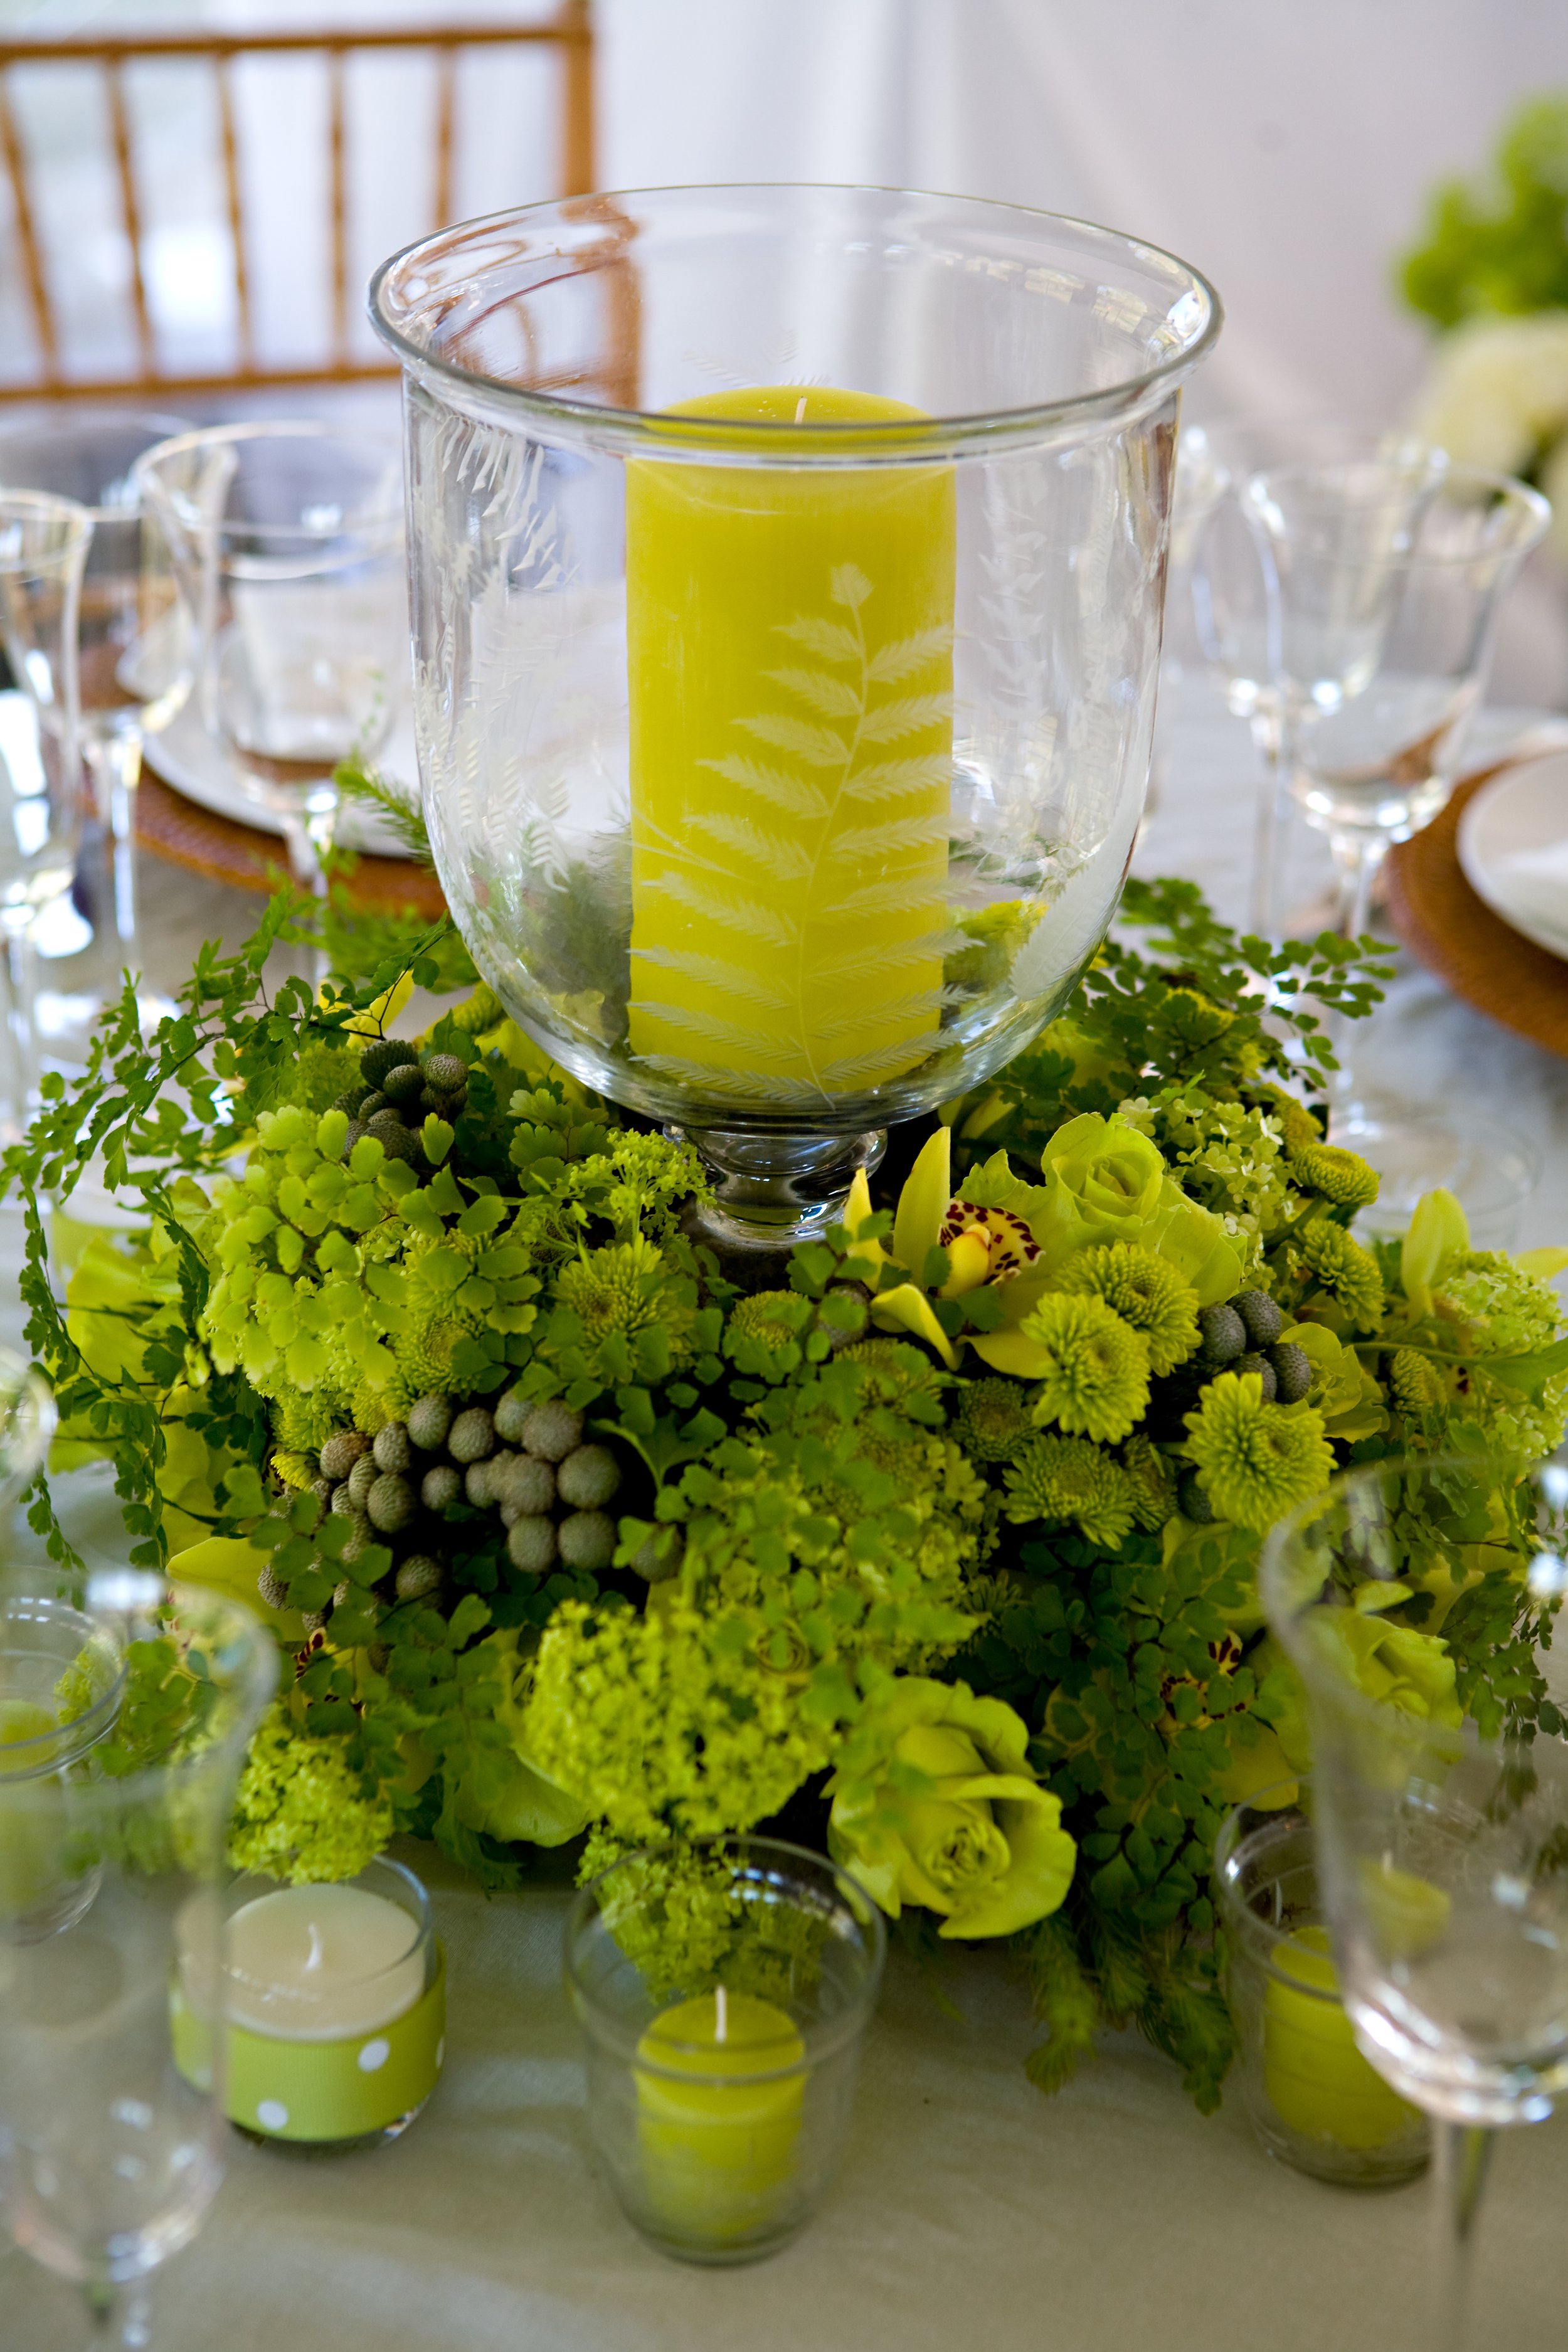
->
[0,410,198,521]
[368,180,1222,462]
[0,1591,126,1780]
[1261,1450,1559,1735]
[564,1830,887,2071]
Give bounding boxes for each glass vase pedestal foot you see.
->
[672,1126,886,1253]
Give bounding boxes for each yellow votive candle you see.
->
[635,1984,807,2245]
[1264,1925,1419,2149]
[626,384,955,1106]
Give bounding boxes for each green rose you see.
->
[470,1629,593,1848]
[827,1677,1076,1939]
[1033,1112,1165,1256]
[1255,1606,1463,1779]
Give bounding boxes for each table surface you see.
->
[9,694,1568,2352]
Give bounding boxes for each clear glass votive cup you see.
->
[172,1853,445,2153]
[1216,1777,1428,2187]
[0,1592,123,1941]
[565,1835,887,2264]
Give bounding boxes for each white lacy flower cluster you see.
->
[1411,311,1568,559]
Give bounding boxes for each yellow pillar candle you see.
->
[1264,1925,1419,2150]
[626,385,955,1108]
[635,1984,807,2245]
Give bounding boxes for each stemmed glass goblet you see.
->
[0,415,194,1030]
[132,422,405,898]
[0,1574,273,2349]
[1264,1456,1568,2352]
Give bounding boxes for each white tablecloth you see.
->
[9,698,1568,2351]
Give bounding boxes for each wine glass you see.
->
[1263,1456,1568,2352]
[0,416,194,1029]
[1244,464,1547,1209]
[1175,420,1444,939]
[0,1574,273,2348]
[132,423,405,894]
[0,491,89,1138]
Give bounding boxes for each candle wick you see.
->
[715,1984,728,2043]
[793,395,807,423]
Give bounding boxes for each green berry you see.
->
[358,1037,405,1086]
[521,1401,583,1462]
[347,1454,378,1508]
[382,1063,425,1106]
[507,1517,558,1574]
[406,1395,453,1451]
[329,1484,360,1518]
[341,1121,366,1156]
[377,1125,421,1166]
[1270,1342,1313,1405]
[331,1089,362,1118]
[1197,1303,1247,1365]
[465,1459,497,1507]
[420,1052,467,1094]
[558,1510,617,1571]
[257,1562,288,1611]
[558,1443,620,1510]
[1234,1350,1278,1402]
[1177,1470,1214,1523]
[448,1407,495,1464]
[630,1527,682,1583]
[1235,1288,1285,1349]
[367,1473,416,1532]
[373,1422,412,1474]
[421,1463,462,1513]
[358,1092,390,1121]
[395,1555,443,1602]
[497,1454,554,1515]
[320,1429,369,1482]
[492,1388,531,1446]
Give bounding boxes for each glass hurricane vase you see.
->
[370,183,1220,1247]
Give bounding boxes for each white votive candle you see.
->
[226,1883,426,2041]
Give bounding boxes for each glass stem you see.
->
[1431,2122,1493,2352]
[1247,700,1290,943]
[83,733,146,951]
[0,911,36,1142]
[83,2277,154,2348]
[1330,827,1389,944]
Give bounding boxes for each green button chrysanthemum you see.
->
[1018,1291,1150,1442]
[1289,1142,1380,1210]
[1055,1241,1202,1375]
[1004,1433,1136,1548]
[1182,1370,1335,1533]
[1120,1431,1180,1530]
[952,1376,1037,1463]
[1389,1345,1447,1415]
[1298,1220,1385,1332]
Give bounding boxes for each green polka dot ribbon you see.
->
[171,1943,446,2144]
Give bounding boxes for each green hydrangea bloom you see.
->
[1056,1242,1200,1376]
[1018,1291,1150,1442]
[1288,1142,1380,1210]
[525,1600,837,1841]
[1182,1372,1335,1533]
[1150,1098,1293,1245]
[951,1376,1037,1463]
[228,1707,393,1884]
[1298,1220,1385,1332]
[278,1040,366,1116]
[1439,1251,1561,1355]
[1004,1434,1136,1548]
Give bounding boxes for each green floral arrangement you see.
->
[1399,91,1568,555]
[14,874,1568,2109]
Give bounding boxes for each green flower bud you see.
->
[383,1063,425,1106]
[492,1387,531,1445]
[507,1516,559,1574]
[406,1395,453,1451]
[358,1037,407,1086]
[449,1407,496,1464]
[420,1052,467,1094]
[347,1454,378,1508]
[558,1510,617,1570]
[373,1421,411,1474]
[558,1444,621,1510]
[1197,1302,1247,1365]
[1234,1288,1284,1348]
[1234,1349,1278,1401]
[320,1429,369,1483]
[521,1401,583,1462]
[421,1463,462,1513]
[1270,1341,1313,1404]
[395,1554,443,1602]
[367,1473,416,1532]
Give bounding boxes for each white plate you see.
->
[142,697,420,859]
[1457,749,1568,961]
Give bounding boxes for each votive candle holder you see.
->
[566,1835,886,2263]
[1216,1777,1428,2186]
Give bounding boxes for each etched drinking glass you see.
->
[133,423,405,893]
[1263,1457,1568,2352]
[0,1574,274,2348]
[370,184,1221,1248]
[0,414,193,1022]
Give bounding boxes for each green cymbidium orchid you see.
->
[827,1676,1076,1939]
